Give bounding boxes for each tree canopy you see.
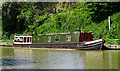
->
[2,2,120,40]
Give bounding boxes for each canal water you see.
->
[0,46,119,69]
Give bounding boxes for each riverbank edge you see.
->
[0,42,13,47]
[0,42,120,49]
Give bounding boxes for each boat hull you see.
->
[13,39,104,50]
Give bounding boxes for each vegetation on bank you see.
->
[0,20,2,40]
[1,2,120,45]
[0,40,13,43]
[104,39,120,45]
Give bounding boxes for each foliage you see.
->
[2,2,21,40]
[2,2,120,45]
[17,2,57,35]
[35,10,92,34]
[0,40,13,43]
[104,39,120,45]
[81,2,120,22]
[10,34,14,40]
[0,20,2,40]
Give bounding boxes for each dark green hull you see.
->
[13,40,104,50]
[13,32,105,50]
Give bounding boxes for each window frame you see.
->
[82,34,89,41]
[55,35,60,42]
[66,35,71,42]
[48,36,51,42]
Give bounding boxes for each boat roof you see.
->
[38,32,80,36]
[14,32,92,37]
[15,35,32,37]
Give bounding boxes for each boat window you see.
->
[27,37,29,42]
[48,36,51,42]
[17,37,20,42]
[66,35,71,42]
[20,37,23,42]
[24,37,26,42]
[30,37,31,42]
[38,38,39,40]
[55,36,60,42]
[14,37,23,42]
[34,38,35,40]
[82,34,88,41]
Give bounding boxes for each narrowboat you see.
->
[13,30,105,50]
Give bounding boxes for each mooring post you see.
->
[108,16,111,31]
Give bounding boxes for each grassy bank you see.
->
[104,39,120,45]
[0,40,13,43]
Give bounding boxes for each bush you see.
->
[2,32,9,40]
[10,34,14,40]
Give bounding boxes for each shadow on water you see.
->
[1,59,36,66]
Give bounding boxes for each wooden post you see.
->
[108,16,111,31]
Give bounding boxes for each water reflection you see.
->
[2,59,36,66]
[31,50,85,69]
[103,50,118,69]
[0,46,1,58]
[84,51,104,69]
[1,46,118,69]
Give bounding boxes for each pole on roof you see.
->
[79,27,81,33]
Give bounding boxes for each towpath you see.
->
[0,42,13,47]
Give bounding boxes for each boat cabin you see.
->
[79,32,93,42]
[13,32,93,44]
[32,32,93,44]
[14,35,32,44]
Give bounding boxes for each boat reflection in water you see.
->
[84,50,118,69]
[1,46,118,69]
[0,47,2,70]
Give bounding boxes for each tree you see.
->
[17,2,57,34]
[2,2,21,39]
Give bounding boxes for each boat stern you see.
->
[78,39,105,50]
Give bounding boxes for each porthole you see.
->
[48,36,51,42]
[38,38,39,40]
[66,35,71,42]
[55,36,60,42]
